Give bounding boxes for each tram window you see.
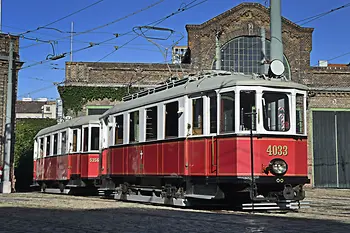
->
[220,92,235,133]
[39,138,44,158]
[192,98,203,135]
[61,131,67,154]
[72,129,78,152]
[129,111,139,143]
[146,106,158,140]
[262,92,290,131]
[165,101,179,138]
[115,115,124,144]
[53,133,58,155]
[46,136,51,156]
[240,91,256,131]
[91,127,100,150]
[296,94,305,134]
[82,127,89,151]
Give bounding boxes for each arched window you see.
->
[213,36,291,80]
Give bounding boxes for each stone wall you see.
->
[65,62,193,87]
[186,3,313,84]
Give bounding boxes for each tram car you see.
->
[32,115,101,193]
[97,68,309,209]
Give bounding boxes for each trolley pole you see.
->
[1,38,14,193]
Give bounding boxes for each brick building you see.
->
[0,34,22,180]
[60,3,350,188]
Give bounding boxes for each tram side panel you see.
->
[57,155,68,180]
[68,153,81,178]
[80,153,100,178]
[100,149,108,176]
[234,137,308,177]
[141,143,158,175]
[187,138,208,176]
[106,140,186,179]
[161,141,185,176]
[44,156,57,181]
[88,154,100,178]
[216,137,238,176]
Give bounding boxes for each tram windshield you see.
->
[262,92,290,132]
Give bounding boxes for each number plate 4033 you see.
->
[266,145,288,156]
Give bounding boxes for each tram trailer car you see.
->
[98,70,309,209]
[32,115,101,193]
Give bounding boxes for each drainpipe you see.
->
[215,31,221,70]
[260,27,268,75]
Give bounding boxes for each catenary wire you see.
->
[19,0,106,36]
[95,0,208,61]
[19,0,166,50]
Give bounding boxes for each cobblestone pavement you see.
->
[0,188,349,233]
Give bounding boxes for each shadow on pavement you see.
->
[0,205,349,233]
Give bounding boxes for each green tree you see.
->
[14,118,56,191]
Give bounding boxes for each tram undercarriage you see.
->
[98,175,310,210]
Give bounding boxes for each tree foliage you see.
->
[14,118,56,191]
[58,86,139,115]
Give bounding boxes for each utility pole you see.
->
[270,0,283,62]
[70,22,74,61]
[1,38,14,193]
[0,0,2,32]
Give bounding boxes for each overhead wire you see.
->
[19,0,106,36]
[20,0,208,70]
[18,81,65,98]
[295,2,350,26]
[21,0,208,98]
[96,0,208,61]
[19,0,166,50]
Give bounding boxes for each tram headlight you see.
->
[269,159,288,176]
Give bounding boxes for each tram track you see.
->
[35,188,308,213]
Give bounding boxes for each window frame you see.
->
[128,110,140,143]
[217,87,237,135]
[261,91,291,133]
[70,128,81,153]
[114,114,124,145]
[238,89,257,133]
[53,133,58,155]
[164,100,180,139]
[81,125,89,152]
[59,130,67,155]
[189,96,205,136]
[90,125,100,151]
[295,91,307,136]
[145,105,158,141]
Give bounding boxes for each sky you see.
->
[2,0,350,100]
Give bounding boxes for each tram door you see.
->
[208,93,218,176]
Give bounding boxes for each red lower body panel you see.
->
[103,136,308,178]
[34,153,100,182]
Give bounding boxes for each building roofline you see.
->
[185,3,314,33]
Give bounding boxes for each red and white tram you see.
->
[32,70,309,209]
[97,70,309,209]
[33,115,100,193]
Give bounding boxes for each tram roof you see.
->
[101,72,308,118]
[35,115,101,138]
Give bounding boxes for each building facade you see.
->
[60,3,350,188]
[15,98,58,119]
